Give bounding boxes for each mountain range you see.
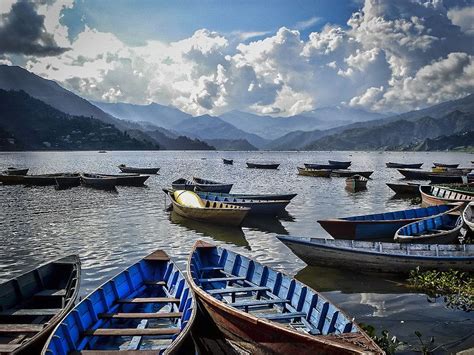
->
[0,64,472,152]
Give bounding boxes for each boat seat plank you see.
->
[117,297,179,304]
[230,298,290,308]
[0,344,22,352]
[208,286,270,295]
[84,328,180,336]
[199,266,224,272]
[35,289,67,297]
[199,276,246,283]
[71,351,163,355]
[143,281,166,286]
[0,324,44,333]
[0,308,60,316]
[256,312,306,321]
[98,312,182,319]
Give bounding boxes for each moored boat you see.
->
[394,211,463,244]
[433,163,459,168]
[54,173,81,189]
[297,167,331,177]
[386,162,423,169]
[187,191,297,202]
[345,174,368,192]
[386,182,420,195]
[24,174,70,186]
[3,167,29,176]
[194,191,290,216]
[81,173,117,189]
[318,204,459,240]
[429,174,466,184]
[193,177,233,193]
[277,236,474,273]
[304,163,336,170]
[419,185,473,206]
[172,178,196,191]
[187,240,383,354]
[0,255,80,354]
[223,158,233,165]
[328,160,351,169]
[98,173,149,186]
[118,164,160,174]
[463,201,474,233]
[167,190,249,226]
[331,170,373,179]
[397,169,432,180]
[246,162,280,169]
[42,250,195,355]
[0,174,26,185]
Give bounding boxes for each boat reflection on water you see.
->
[242,211,294,235]
[169,211,250,249]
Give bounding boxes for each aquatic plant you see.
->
[360,324,405,354]
[413,330,436,354]
[407,267,474,311]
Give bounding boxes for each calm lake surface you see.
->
[1,150,473,353]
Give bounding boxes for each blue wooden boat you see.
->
[171,178,196,191]
[246,162,280,169]
[318,204,460,240]
[277,236,474,274]
[0,255,80,354]
[187,241,382,354]
[193,177,233,193]
[328,160,351,169]
[42,250,195,355]
[194,191,290,216]
[394,213,463,244]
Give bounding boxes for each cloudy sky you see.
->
[0,0,473,117]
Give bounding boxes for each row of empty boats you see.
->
[0,243,385,354]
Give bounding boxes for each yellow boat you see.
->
[167,190,250,226]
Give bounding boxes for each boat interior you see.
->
[345,204,453,221]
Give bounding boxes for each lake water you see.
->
[1,150,473,353]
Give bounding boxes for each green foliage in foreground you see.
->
[360,324,404,354]
[407,268,474,311]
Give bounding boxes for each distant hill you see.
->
[409,130,474,152]
[204,138,257,151]
[0,90,158,151]
[93,101,191,130]
[144,130,214,150]
[173,114,268,148]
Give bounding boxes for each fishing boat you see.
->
[189,191,297,202]
[246,162,280,169]
[0,255,80,354]
[463,201,474,233]
[171,178,196,191]
[419,185,473,206]
[194,191,290,216]
[0,174,26,185]
[3,167,29,176]
[222,159,233,165]
[345,175,368,192]
[304,163,336,170]
[24,174,72,186]
[81,173,117,189]
[397,169,433,180]
[330,170,373,179]
[187,240,383,354]
[394,211,463,244]
[386,162,423,169]
[193,177,233,193]
[42,250,195,355]
[98,174,149,186]
[386,182,420,195]
[54,174,81,189]
[118,164,160,174]
[297,167,331,177]
[167,190,249,226]
[318,204,459,240]
[433,163,459,169]
[328,160,351,169]
[277,236,474,274]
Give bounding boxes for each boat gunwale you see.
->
[420,185,473,203]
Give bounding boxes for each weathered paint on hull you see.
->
[172,201,248,226]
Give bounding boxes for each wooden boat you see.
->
[297,167,331,177]
[318,204,459,241]
[345,174,368,191]
[304,163,335,170]
[167,190,249,226]
[438,183,474,196]
[42,250,195,355]
[330,170,373,179]
[419,185,473,206]
[0,255,80,354]
[223,159,233,165]
[118,164,159,174]
[98,150,107,153]
[24,174,69,186]
[394,212,463,244]
[81,173,117,189]
[277,236,474,274]
[0,174,26,185]
[187,240,383,354]
[397,168,432,180]
[194,191,290,216]
[3,167,29,176]
[386,162,423,169]
[463,201,474,233]
[98,174,149,186]
[188,191,297,202]
[386,182,420,195]
[328,160,351,169]
[54,174,81,189]
[193,177,233,193]
[171,178,196,191]
[433,163,459,168]
[429,174,466,184]
[246,162,280,169]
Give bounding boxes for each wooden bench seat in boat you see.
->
[199,266,224,272]
[199,276,246,283]
[255,312,307,321]
[208,286,270,295]
[98,312,182,319]
[0,323,44,333]
[84,327,180,336]
[0,308,61,316]
[116,297,180,304]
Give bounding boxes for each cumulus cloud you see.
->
[448,6,474,36]
[0,0,69,56]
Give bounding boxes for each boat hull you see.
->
[24,174,65,186]
[194,191,297,201]
[420,185,473,206]
[331,170,373,179]
[433,163,459,168]
[118,166,159,174]
[4,168,29,175]
[278,236,474,274]
[463,202,474,233]
[55,175,81,189]
[246,163,280,169]
[223,159,233,165]
[319,219,411,240]
[328,160,351,169]
[81,174,117,189]
[386,162,423,169]
[99,174,149,186]
[386,183,420,195]
[297,167,332,177]
[397,169,433,180]
[429,174,465,184]
[0,174,26,185]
